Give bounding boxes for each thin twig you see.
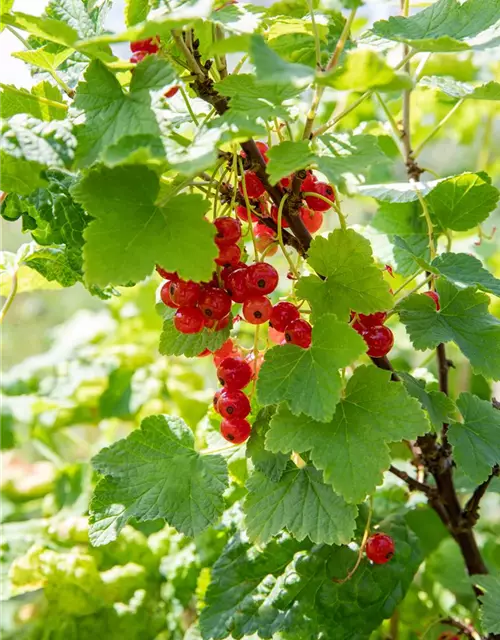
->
[0,271,18,323]
[333,498,373,584]
[462,466,500,528]
[389,465,433,495]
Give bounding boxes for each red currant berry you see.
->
[220,417,251,444]
[130,51,149,64]
[269,326,286,345]
[215,243,241,267]
[226,266,250,303]
[216,315,231,331]
[170,279,202,307]
[300,171,317,192]
[235,204,258,223]
[156,265,178,280]
[164,85,179,98]
[245,262,279,295]
[130,37,159,53]
[270,205,289,228]
[362,325,394,358]
[199,287,232,321]
[305,182,335,212]
[280,175,292,189]
[352,311,388,331]
[160,280,178,308]
[214,216,242,246]
[365,533,395,564]
[269,301,300,333]
[217,356,253,390]
[254,224,277,256]
[284,319,312,348]
[243,295,272,325]
[174,306,205,334]
[239,172,266,199]
[213,339,238,366]
[423,290,440,310]
[217,389,251,420]
[213,389,222,412]
[300,207,323,233]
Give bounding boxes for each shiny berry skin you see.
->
[217,389,251,420]
[243,295,272,325]
[300,171,317,192]
[214,216,242,246]
[164,85,179,98]
[160,281,178,308]
[226,266,250,303]
[130,51,148,64]
[270,204,289,228]
[217,356,253,390]
[254,224,277,256]
[245,262,279,295]
[156,265,178,280]
[213,339,238,366]
[199,287,232,321]
[365,533,395,564]
[362,325,394,358]
[173,306,205,334]
[423,290,440,310]
[305,182,335,212]
[300,207,323,233]
[220,417,251,444]
[216,315,231,331]
[284,319,312,348]
[170,279,201,307]
[130,37,159,53]
[352,311,388,332]
[215,243,241,267]
[235,204,258,223]
[239,172,266,199]
[213,389,222,412]
[269,301,300,333]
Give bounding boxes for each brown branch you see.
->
[370,355,400,381]
[389,465,433,495]
[440,616,480,640]
[463,466,500,528]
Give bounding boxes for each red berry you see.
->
[241,141,268,163]
[170,279,202,307]
[217,389,251,419]
[174,306,205,334]
[243,295,272,325]
[304,182,335,212]
[164,85,179,98]
[284,319,312,348]
[198,348,211,357]
[156,265,178,280]
[217,356,253,390]
[269,301,300,333]
[160,280,178,308]
[254,224,277,256]
[239,172,265,199]
[213,389,222,412]
[216,315,231,332]
[213,339,238,366]
[300,207,323,233]
[269,326,286,345]
[280,175,292,189]
[235,204,258,223]
[365,533,395,564]
[300,171,317,192]
[199,287,232,321]
[270,205,289,228]
[226,266,250,303]
[245,262,279,295]
[130,51,149,64]
[362,325,394,358]
[215,243,241,267]
[352,311,388,331]
[423,290,440,310]
[214,216,242,246]
[220,417,251,444]
[130,37,159,53]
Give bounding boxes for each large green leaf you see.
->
[125,0,149,27]
[0,82,66,120]
[249,34,314,88]
[398,280,500,380]
[89,414,228,546]
[245,407,289,482]
[431,253,500,297]
[398,372,457,430]
[266,140,314,185]
[72,165,217,287]
[473,574,500,635]
[257,313,366,423]
[266,366,429,503]
[244,464,357,545]
[296,229,393,321]
[420,76,500,100]
[448,393,500,484]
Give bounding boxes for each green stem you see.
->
[307,0,322,71]
[413,99,465,158]
[0,271,18,323]
[415,188,436,260]
[238,157,259,260]
[374,92,404,158]
[303,191,346,229]
[392,270,423,296]
[179,86,199,125]
[277,194,300,278]
[388,273,434,316]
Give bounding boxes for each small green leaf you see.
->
[89,414,228,546]
[249,34,314,88]
[245,407,289,482]
[420,76,500,100]
[398,372,457,430]
[431,253,500,297]
[159,308,230,358]
[296,229,393,321]
[0,82,66,120]
[12,46,72,74]
[125,0,149,27]
[448,393,500,484]
[266,140,314,185]
[398,280,500,380]
[257,313,367,423]
[473,574,500,635]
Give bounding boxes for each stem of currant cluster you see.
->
[277,194,300,278]
[238,157,259,260]
[0,271,18,323]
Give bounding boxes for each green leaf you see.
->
[249,34,314,88]
[358,179,436,203]
[245,407,289,482]
[1,11,79,47]
[73,57,175,167]
[266,140,314,185]
[0,0,14,30]
[398,280,500,380]
[448,393,500,484]
[257,313,367,423]
[296,229,393,321]
[371,0,500,52]
[473,574,500,635]
[0,82,67,120]
[266,366,429,503]
[89,414,228,546]
[12,45,72,74]
[398,372,457,430]
[244,464,357,545]
[200,516,423,640]
[159,307,230,358]
[24,246,81,288]
[0,149,47,195]
[431,253,500,297]
[125,0,149,27]
[426,173,499,232]
[420,76,500,100]
[72,165,217,287]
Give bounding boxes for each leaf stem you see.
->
[415,188,436,260]
[0,271,18,323]
[277,194,300,278]
[413,98,465,158]
[179,86,199,125]
[307,0,322,71]
[302,192,346,229]
[392,269,423,296]
[374,92,404,158]
[238,156,259,260]
[333,497,372,584]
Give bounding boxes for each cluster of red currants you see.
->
[129,37,179,98]
[351,311,394,359]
